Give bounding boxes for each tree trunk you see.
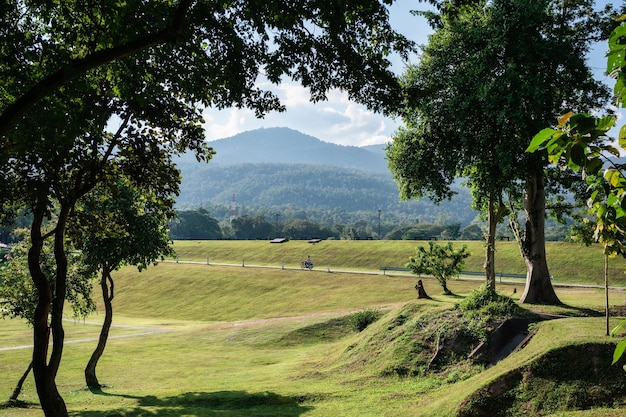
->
[485,199,497,292]
[415,280,431,299]
[519,172,561,305]
[85,269,114,389]
[605,254,610,337]
[9,361,33,403]
[28,199,74,416]
[28,204,68,416]
[485,196,506,293]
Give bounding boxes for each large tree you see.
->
[527,13,626,348]
[0,1,416,415]
[386,0,615,303]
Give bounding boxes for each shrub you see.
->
[456,284,532,320]
[349,309,381,332]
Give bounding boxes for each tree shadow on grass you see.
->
[71,389,314,417]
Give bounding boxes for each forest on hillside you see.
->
[176,162,481,227]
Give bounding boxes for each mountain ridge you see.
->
[185,127,390,173]
[175,127,479,227]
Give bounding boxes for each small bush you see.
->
[456,284,523,317]
[349,309,381,332]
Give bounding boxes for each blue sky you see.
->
[201,0,622,147]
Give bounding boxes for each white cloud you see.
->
[201,84,399,146]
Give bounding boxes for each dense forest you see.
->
[176,162,480,226]
[173,127,485,227]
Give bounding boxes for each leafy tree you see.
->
[69,177,176,389]
[459,224,484,241]
[387,0,615,303]
[407,241,469,295]
[231,215,273,240]
[281,218,335,240]
[528,14,626,346]
[0,2,416,414]
[170,209,222,240]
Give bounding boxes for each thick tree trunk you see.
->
[28,205,68,416]
[85,269,114,389]
[519,172,561,305]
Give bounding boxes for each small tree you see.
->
[407,242,469,295]
[69,177,175,389]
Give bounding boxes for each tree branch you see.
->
[0,0,194,148]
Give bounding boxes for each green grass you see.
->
[2,241,626,416]
[167,239,626,286]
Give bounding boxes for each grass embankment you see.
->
[168,239,626,287]
[1,242,626,416]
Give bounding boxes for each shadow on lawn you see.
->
[71,389,314,417]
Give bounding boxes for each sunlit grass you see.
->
[168,239,626,286]
[2,245,626,416]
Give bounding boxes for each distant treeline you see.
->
[0,208,573,245]
[168,208,571,241]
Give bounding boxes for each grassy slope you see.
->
[1,241,626,416]
[168,239,626,287]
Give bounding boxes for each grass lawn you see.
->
[2,241,626,416]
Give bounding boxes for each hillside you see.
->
[175,127,480,226]
[186,127,390,172]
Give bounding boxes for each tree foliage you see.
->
[407,241,469,294]
[0,230,96,324]
[387,0,615,303]
[170,209,223,240]
[0,2,416,413]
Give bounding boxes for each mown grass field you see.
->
[1,240,626,416]
[167,239,626,287]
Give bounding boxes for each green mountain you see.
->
[175,128,479,226]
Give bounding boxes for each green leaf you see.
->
[586,157,603,175]
[613,339,626,365]
[527,128,558,152]
[620,124,626,150]
[570,143,586,167]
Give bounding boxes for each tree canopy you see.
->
[386,0,616,303]
[0,1,417,415]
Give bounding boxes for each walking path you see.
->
[0,320,170,352]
